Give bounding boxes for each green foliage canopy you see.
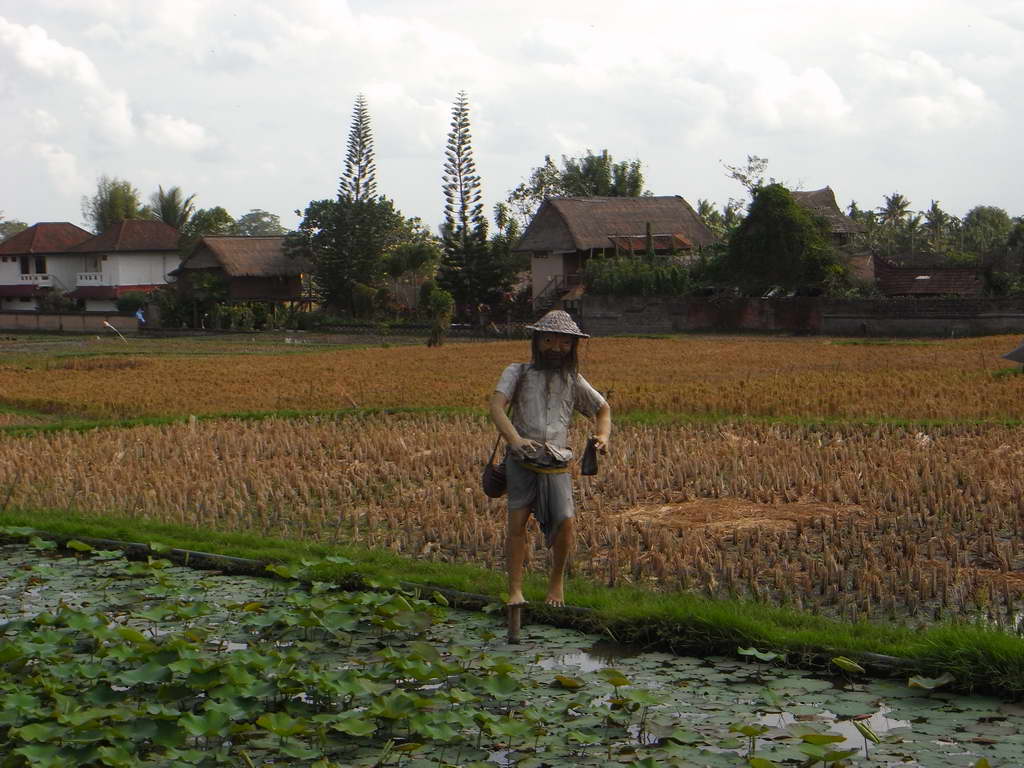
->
[81,175,145,233]
[0,213,28,242]
[234,208,288,236]
[506,149,648,227]
[148,185,196,229]
[719,184,839,295]
[288,196,430,313]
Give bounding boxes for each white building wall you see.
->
[44,254,88,294]
[531,252,566,302]
[114,252,180,285]
[0,256,17,283]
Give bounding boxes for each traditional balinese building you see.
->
[514,196,717,311]
[791,187,871,281]
[0,222,93,310]
[873,257,985,298]
[171,236,313,304]
[64,219,181,311]
[790,187,864,247]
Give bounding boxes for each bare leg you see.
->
[506,506,531,605]
[546,516,574,606]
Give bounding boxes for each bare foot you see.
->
[544,587,565,607]
[507,592,528,606]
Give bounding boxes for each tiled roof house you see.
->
[0,222,93,309]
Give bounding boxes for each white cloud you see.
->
[25,107,60,136]
[858,49,997,131]
[0,17,101,87]
[142,113,218,152]
[31,142,86,192]
[0,16,135,143]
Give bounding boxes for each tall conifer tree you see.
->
[439,91,503,314]
[339,93,377,203]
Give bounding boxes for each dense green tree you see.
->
[339,94,377,203]
[1009,218,1024,273]
[148,185,196,229]
[506,149,647,227]
[962,205,1013,268]
[81,175,145,233]
[696,199,728,239]
[0,213,28,241]
[923,200,952,256]
[438,91,504,315]
[489,202,527,277]
[234,209,288,236]
[288,196,430,313]
[560,150,645,197]
[718,184,838,295]
[176,207,238,259]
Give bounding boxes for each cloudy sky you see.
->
[2,0,1022,235]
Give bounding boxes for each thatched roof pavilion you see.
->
[514,196,716,310]
[173,236,312,302]
[791,187,864,242]
[515,196,716,254]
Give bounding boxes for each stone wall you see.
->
[578,294,1024,337]
[0,311,138,333]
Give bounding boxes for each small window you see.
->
[915,275,931,280]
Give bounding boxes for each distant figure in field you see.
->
[489,310,611,607]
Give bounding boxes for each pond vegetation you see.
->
[0,532,1014,767]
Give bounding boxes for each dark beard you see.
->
[535,351,569,371]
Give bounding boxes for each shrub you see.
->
[115,291,149,313]
[584,256,693,296]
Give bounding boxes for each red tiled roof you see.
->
[70,219,180,253]
[65,284,162,300]
[0,284,49,297]
[607,233,694,252]
[0,222,94,255]
[874,257,984,297]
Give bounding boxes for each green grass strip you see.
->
[3,506,1022,697]
[0,405,482,438]
[6,403,1024,438]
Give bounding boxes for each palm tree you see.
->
[903,213,924,260]
[878,193,911,259]
[923,200,950,256]
[149,186,197,230]
[878,193,910,228]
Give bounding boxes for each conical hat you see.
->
[525,310,590,338]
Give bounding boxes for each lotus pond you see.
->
[0,536,1015,767]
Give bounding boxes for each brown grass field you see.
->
[1,333,1023,421]
[2,332,1024,625]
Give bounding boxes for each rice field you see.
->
[2,408,1023,626]
[1,334,1023,421]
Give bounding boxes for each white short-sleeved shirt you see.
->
[495,363,607,451]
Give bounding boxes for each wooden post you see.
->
[507,604,523,644]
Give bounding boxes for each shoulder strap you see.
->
[507,363,526,415]
[489,364,527,461]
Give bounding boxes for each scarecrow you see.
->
[489,310,611,607]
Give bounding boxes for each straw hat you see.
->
[525,310,590,338]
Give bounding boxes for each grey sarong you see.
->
[506,454,574,547]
